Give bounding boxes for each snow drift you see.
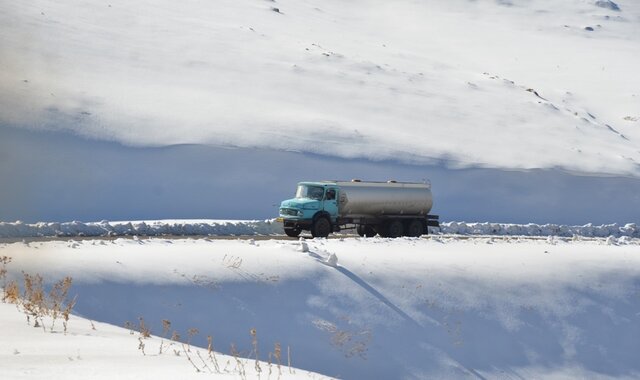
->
[1,219,638,239]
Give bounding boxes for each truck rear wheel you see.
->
[357,225,376,237]
[388,219,404,238]
[405,219,424,237]
[311,217,331,238]
[379,219,403,238]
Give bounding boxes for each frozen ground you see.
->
[1,236,639,379]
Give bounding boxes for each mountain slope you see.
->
[1,0,639,175]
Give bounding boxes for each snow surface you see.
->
[3,2,640,378]
[2,236,640,379]
[1,219,639,239]
[2,0,640,176]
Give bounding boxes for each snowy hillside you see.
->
[2,236,640,379]
[1,0,640,175]
[0,301,323,379]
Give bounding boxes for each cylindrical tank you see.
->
[336,181,433,217]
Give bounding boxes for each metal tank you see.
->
[335,181,433,217]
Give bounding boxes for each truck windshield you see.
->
[295,185,324,200]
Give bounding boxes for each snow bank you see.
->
[0,220,282,238]
[1,219,638,238]
[440,221,640,238]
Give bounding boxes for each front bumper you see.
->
[277,217,312,230]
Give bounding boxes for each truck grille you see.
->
[280,208,299,216]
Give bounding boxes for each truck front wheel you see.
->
[284,228,301,238]
[311,217,331,238]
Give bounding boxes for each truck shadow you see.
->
[335,265,422,328]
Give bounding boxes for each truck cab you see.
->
[278,182,339,237]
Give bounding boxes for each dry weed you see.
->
[0,256,12,297]
[138,316,151,338]
[22,272,46,330]
[250,328,262,374]
[186,327,199,352]
[3,280,19,303]
[48,276,73,332]
[230,343,247,380]
[124,321,135,335]
[137,316,151,355]
[207,335,221,373]
[181,328,202,372]
[1,268,77,334]
[274,342,283,376]
[159,319,171,354]
[61,294,77,334]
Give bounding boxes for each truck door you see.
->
[324,187,339,221]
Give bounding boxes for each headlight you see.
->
[297,210,304,217]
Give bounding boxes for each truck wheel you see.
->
[357,225,376,237]
[380,219,403,238]
[406,219,424,237]
[388,219,404,238]
[311,217,331,238]
[284,228,301,238]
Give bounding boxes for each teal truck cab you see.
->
[277,180,439,238]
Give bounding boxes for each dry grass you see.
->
[49,276,74,332]
[137,316,151,355]
[273,342,283,376]
[250,328,262,374]
[159,319,171,354]
[1,256,19,303]
[3,280,20,303]
[186,327,199,351]
[230,343,247,380]
[207,335,221,372]
[22,272,46,329]
[288,345,294,374]
[0,256,77,334]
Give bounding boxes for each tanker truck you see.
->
[276,180,439,238]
